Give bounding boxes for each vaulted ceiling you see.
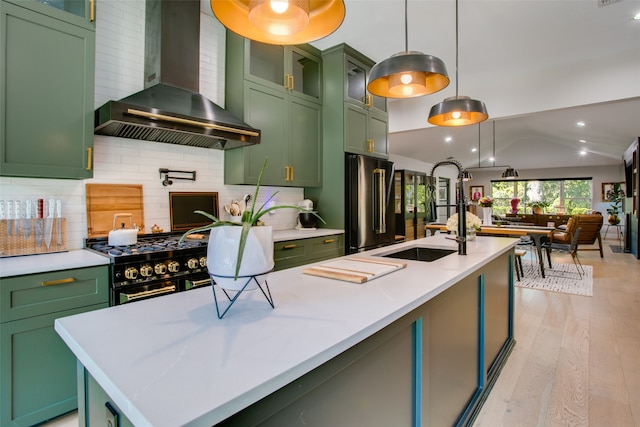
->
[307,0,640,170]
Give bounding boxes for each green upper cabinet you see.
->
[224,32,322,187]
[3,0,95,29]
[0,0,95,179]
[323,44,389,159]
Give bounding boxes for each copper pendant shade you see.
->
[428,96,488,127]
[367,0,449,99]
[211,0,346,45]
[428,0,488,126]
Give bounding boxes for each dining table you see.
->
[425,224,555,278]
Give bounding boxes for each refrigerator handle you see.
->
[373,168,386,234]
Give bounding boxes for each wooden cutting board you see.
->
[86,184,145,237]
[303,257,406,283]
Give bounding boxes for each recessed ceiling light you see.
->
[579,139,586,143]
[577,121,585,127]
[471,147,477,152]
[580,150,587,156]
[445,136,452,142]
[634,12,640,20]
[489,156,495,162]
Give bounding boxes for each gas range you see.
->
[85,232,211,305]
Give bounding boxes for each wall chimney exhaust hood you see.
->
[94,0,260,149]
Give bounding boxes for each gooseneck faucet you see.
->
[429,159,472,255]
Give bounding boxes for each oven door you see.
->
[114,280,178,305]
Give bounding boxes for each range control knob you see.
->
[199,257,207,268]
[187,258,199,269]
[154,263,167,275]
[140,264,153,277]
[124,267,138,280]
[167,261,180,273]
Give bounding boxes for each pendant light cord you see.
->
[455,0,459,98]
[404,0,408,52]
[478,123,481,167]
[493,120,496,167]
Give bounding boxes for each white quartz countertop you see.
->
[0,250,110,278]
[272,228,343,242]
[55,235,516,427]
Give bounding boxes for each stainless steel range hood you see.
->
[94,0,260,149]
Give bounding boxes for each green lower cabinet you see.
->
[0,303,107,426]
[274,234,344,271]
[0,265,109,426]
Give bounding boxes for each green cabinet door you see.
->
[0,303,107,427]
[226,82,288,186]
[3,0,95,29]
[288,96,321,187]
[0,0,95,179]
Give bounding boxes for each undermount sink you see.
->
[379,247,457,262]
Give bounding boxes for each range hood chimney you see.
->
[94,0,260,149]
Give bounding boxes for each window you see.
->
[490,178,592,215]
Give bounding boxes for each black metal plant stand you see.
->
[210,272,274,319]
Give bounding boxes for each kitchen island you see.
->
[55,234,517,427]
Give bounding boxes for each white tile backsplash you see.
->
[0,0,303,252]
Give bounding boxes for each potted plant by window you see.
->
[606,182,625,225]
[180,158,323,290]
[529,200,549,215]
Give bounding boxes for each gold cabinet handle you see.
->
[290,165,294,181]
[285,166,294,181]
[323,239,335,243]
[284,74,294,90]
[42,277,75,287]
[86,147,93,170]
[364,94,373,108]
[89,0,95,22]
[367,139,374,153]
[289,74,294,91]
[282,244,297,249]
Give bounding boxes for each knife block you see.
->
[0,218,67,257]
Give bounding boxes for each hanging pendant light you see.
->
[367,0,449,99]
[211,0,345,45]
[501,167,519,179]
[428,0,488,126]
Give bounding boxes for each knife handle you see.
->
[26,200,32,219]
[14,200,21,219]
[48,199,55,218]
[37,199,44,219]
[0,200,5,220]
[7,200,13,220]
[56,200,62,218]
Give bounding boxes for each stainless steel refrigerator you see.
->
[345,153,397,254]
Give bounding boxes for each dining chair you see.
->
[542,226,584,278]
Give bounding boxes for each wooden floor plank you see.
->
[473,245,640,427]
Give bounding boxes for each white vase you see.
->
[206,225,274,291]
[482,207,493,225]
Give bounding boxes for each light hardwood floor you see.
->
[43,240,639,427]
[474,241,640,427]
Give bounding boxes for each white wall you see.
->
[0,1,303,251]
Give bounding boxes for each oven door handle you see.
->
[188,278,211,289]
[120,285,176,303]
